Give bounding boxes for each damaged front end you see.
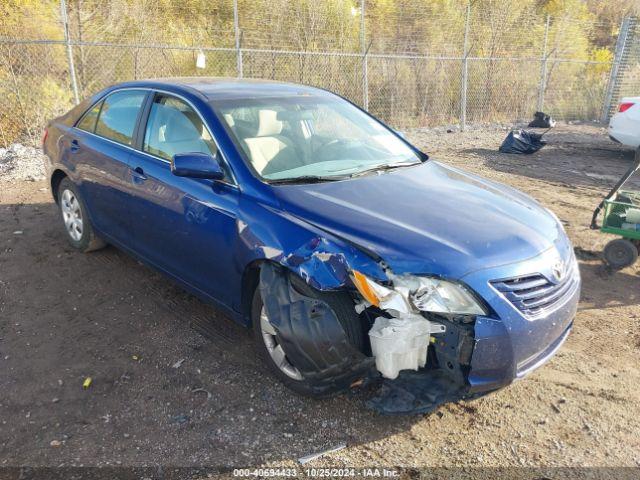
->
[260,258,489,414]
[365,314,479,415]
[351,271,487,414]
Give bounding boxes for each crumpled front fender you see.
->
[236,198,388,292]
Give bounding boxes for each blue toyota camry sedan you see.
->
[43,78,580,413]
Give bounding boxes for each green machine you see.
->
[591,148,640,270]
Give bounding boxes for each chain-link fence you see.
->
[0,0,635,148]
[602,16,640,121]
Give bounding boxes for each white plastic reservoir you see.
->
[368,314,446,379]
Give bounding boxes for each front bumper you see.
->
[462,242,580,392]
[516,320,572,379]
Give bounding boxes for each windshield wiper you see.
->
[267,162,420,184]
[350,161,421,178]
[268,174,351,185]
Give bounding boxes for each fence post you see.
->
[60,0,79,104]
[233,0,243,78]
[460,3,470,130]
[601,17,632,123]
[360,0,368,110]
[537,15,550,112]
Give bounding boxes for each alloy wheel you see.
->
[60,189,83,241]
[260,306,303,381]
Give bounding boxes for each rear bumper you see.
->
[609,115,640,148]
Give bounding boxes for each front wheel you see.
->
[251,283,365,398]
[603,238,638,270]
[57,178,106,253]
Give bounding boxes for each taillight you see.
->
[42,128,48,146]
[619,102,635,113]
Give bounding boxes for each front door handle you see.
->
[70,139,80,153]
[131,166,147,183]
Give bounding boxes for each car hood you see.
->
[272,161,564,279]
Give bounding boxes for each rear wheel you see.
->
[603,238,638,270]
[251,282,364,397]
[57,178,106,252]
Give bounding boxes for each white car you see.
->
[609,97,640,148]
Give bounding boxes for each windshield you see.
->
[211,95,423,182]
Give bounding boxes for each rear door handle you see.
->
[131,166,147,183]
[70,139,80,153]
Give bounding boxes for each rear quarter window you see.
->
[76,101,103,133]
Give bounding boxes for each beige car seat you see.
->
[243,110,300,175]
[146,104,214,160]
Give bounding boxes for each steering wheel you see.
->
[315,138,356,162]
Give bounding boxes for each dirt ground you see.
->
[1,123,639,474]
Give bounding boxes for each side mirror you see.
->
[171,152,224,180]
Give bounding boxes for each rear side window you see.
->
[76,101,103,133]
[94,90,146,145]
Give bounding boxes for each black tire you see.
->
[251,281,365,398]
[603,238,638,270]
[57,178,106,253]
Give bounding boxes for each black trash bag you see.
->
[499,129,546,154]
[528,111,556,128]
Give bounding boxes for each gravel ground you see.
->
[0,123,639,477]
[0,144,47,182]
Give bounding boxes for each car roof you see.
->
[115,77,331,101]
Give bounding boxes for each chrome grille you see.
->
[490,268,578,317]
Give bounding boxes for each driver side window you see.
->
[143,94,217,162]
